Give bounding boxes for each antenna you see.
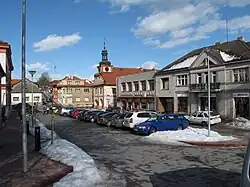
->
[226,19,229,42]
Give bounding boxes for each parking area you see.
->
[37,113,247,187]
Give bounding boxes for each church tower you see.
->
[98,39,113,73]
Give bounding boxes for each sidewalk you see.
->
[0,111,72,187]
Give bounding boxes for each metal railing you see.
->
[189,83,220,91]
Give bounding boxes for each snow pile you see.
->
[220,51,240,62]
[144,127,236,145]
[168,55,198,70]
[30,116,126,187]
[226,117,250,129]
[28,118,57,140]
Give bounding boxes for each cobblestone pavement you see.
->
[37,114,247,187]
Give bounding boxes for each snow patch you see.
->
[168,55,198,70]
[144,127,237,145]
[220,51,239,62]
[226,117,250,129]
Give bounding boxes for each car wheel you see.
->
[148,127,157,135]
[107,121,111,127]
[177,125,183,130]
[201,121,207,126]
[90,118,94,123]
[63,113,67,117]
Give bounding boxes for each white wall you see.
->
[11,92,43,105]
[0,53,7,84]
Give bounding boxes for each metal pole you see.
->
[207,54,211,137]
[31,75,34,127]
[21,0,28,172]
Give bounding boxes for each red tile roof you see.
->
[11,79,21,86]
[62,75,81,80]
[0,41,14,71]
[96,67,148,85]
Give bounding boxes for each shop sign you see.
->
[177,93,188,97]
[233,93,249,98]
[199,93,216,97]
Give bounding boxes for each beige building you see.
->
[53,75,93,107]
[92,42,148,109]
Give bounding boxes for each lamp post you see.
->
[21,0,28,172]
[28,70,36,127]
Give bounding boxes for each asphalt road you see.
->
[37,113,247,187]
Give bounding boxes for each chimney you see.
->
[215,42,220,45]
[237,36,244,41]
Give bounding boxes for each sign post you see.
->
[51,113,56,144]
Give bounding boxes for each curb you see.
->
[179,140,248,148]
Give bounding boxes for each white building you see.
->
[11,79,43,106]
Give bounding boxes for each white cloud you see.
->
[141,61,159,69]
[33,33,82,52]
[26,62,50,72]
[91,64,99,69]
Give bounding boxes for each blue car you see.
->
[133,114,189,135]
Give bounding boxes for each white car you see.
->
[187,111,221,126]
[60,107,74,116]
[123,111,158,129]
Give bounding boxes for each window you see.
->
[34,96,40,101]
[233,68,249,82]
[211,72,216,83]
[197,73,202,84]
[75,81,80,85]
[121,83,126,92]
[26,97,29,102]
[161,78,169,90]
[95,88,98,94]
[133,81,139,91]
[75,88,81,93]
[148,80,154,91]
[137,112,151,118]
[67,81,72,85]
[141,81,146,91]
[99,87,103,94]
[13,97,19,101]
[177,75,188,86]
[84,89,89,92]
[67,88,72,94]
[127,82,132,92]
[112,88,116,94]
[63,89,66,94]
[204,73,208,83]
[84,98,89,102]
[75,98,81,102]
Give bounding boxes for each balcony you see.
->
[189,83,221,92]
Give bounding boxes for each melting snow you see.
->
[168,55,199,70]
[226,117,250,130]
[220,51,239,62]
[143,127,236,145]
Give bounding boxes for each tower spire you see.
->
[103,37,106,50]
[101,38,108,61]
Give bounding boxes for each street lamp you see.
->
[28,70,36,128]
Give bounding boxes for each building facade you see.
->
[155,37,250,120]
[116,70,157,110]
[54,75,93,107]
[0,41,14,120]
[11,79,43,106]
[93,41,149,109]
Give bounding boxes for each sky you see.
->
[1,0,250,81]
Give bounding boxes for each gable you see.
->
[190,52,221,68]
[12,79,40,93]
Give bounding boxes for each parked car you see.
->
[93,111,108,123]
[110,113,127,128]
[60,107,75,116]
[72,108,86,118]
[123,111,158,129]
[133,114,189,135]
[186,111,221,126]
[98,112,118,126]
[78,109,90,121]
[83,110,102,122]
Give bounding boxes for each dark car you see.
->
[83,110,102,122]
[98,112,118,126]
[110,113,127,128]
[78,109,90,121]
[93,111,108,123]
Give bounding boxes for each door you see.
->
[164,98,174,114]
[235,97,249,119]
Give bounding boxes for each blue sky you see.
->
[1,0,250,80]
